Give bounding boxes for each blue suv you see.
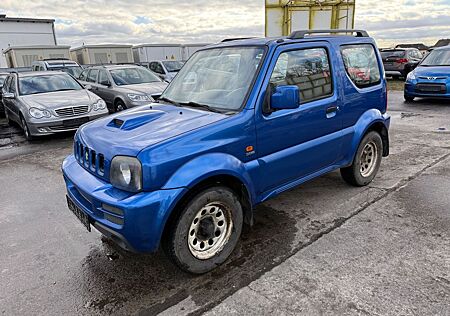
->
[62,29,390,274]
[404,45,450,102]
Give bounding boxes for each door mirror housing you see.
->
[2,92,15,99]
[84,84,92,90]
[270,85,300,110]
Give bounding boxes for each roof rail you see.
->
[288,29,369,39]
[43,58,71,61]
[221,37,255,43]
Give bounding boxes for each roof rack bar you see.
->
[288,29,369,39]
[221,37,255,43]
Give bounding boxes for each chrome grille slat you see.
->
[56,105,90,117]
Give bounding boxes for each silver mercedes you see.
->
[1,71,109,140]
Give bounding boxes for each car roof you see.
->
[88,64,144,70]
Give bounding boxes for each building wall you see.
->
[0,20,56,68]
[71,47,133,65]
[6,47,70,67]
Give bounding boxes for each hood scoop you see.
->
[107,110,166,130]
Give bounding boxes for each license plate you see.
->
[63,117,89,127]
[66,195,91,232]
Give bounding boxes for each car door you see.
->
[6,76,22,121]
[2,76,12,115]
[96,69,114,106]
[86,69,100,96]
[255,43,342,194]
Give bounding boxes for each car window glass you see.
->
[155,63,164,74]
[2,76,11,92]
[110,67,161,86]
[18,74,83,95]
[98,70,110,85]
[149,62,156,71]
[79,69,88,80]
[341,44,381,88]
[87,69,98,83]
[269,47,332,103]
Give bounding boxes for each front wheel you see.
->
[340,131,383,186]
[404,95,415,102]
[20,116,34,141]
[163,186,243,274]
[114,100,127,112]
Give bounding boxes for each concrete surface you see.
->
[0,91,449,315]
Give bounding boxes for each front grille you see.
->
[74,140,105,175]
[55,105,90,117]
[415,83,447,94]
[418,76,447,80]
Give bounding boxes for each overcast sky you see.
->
[1,0,449,48]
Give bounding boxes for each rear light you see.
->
[396,58,408,64]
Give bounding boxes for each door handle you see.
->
[326,105,339,114]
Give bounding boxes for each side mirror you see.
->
[2,92,15,99]
[84,84,92,90]
[270,85,300,110]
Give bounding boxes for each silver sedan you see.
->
[1,71,109,140]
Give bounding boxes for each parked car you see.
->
[1,71,108,140]
[148,60,184,82]
[77,65,168,112]
[0,72,8,115]
[380,48,422,79]
[404,45,450,102]
[31,59,83,78]
[62,29,390,274]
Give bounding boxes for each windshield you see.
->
[19,73,83,95]
[161,46,264,111]
[0,75,7,87]
[380,50,405,59]
[110,67,161,86]
[420,49,450,66]
[162,61,184,72]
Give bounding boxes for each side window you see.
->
[2,76,11,92]
[98,70,110,86]
[149,62,156,71]
[87,69,98,83]
[341,44,381,88]
[269,47,332,103]
[79,69,89,80]
[155,63,165,74]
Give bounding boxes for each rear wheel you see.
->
[114,100,127,112]
[163,186,243,274]
[340,131,383,186]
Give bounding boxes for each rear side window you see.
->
[269,47,332,103]
[79,69,89,80]
[341,44,381,88]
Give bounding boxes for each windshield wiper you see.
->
[54,88,77,92]
[179,101,223,113]
[158,96,180,106]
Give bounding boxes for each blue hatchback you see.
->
[404,46,450,102]
[62,29,390,274]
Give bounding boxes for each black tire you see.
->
[114,100,127,112]
[20,115,34,141]
[163,186,243,274]
[340,131,383,187]
[404,95,415,102]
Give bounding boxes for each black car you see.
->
[380,48,422,79]
[0,72,9,115]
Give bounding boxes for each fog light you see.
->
[104,214,124,226]
[38,128,47,133]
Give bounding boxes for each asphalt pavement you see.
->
[0,91,449,315]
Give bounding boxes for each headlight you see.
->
[127,94,152,102]
[29,107,51,119]
[110,156,142,192]
[92,99,106,111]
[406,72,416,81]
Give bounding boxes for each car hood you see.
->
[21,90,97,109]
[414,66,450,77]
[77,103,228,157]
[116,82,168,95]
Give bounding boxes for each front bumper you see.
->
[62,154,186,253]
[28,112,108,136]
[405,80,450,99]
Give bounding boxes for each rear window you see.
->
[341,44,381,88]
[380,50,405,59]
